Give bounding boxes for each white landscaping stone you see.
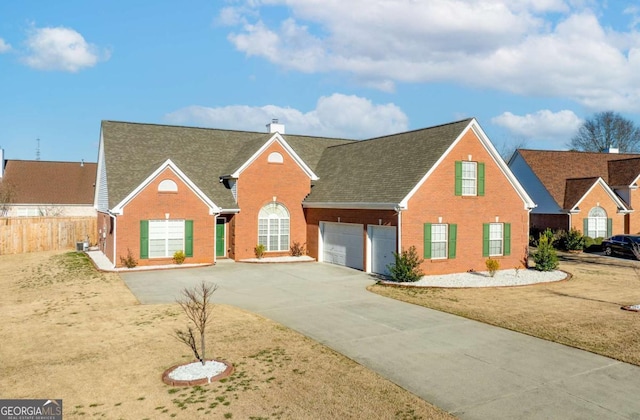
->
[383,268,567,288]
[168,360,227,382]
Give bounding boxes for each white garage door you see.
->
[321,222,364,270]
[370,226,397,275]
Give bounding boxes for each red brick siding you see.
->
[404,130,530,274]
[627,189,640,234]
[570,184,624,238]
[232,142,311,259]
[116,167,215,267]
[304,208,398,268]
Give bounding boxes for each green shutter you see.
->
[140,220,149,259]
[607,218,612,238]
[478,162,485,196]
[185,220,194,257]
[504,223,511,256]
[448,224,457,259]
[583,218,589,236]
[423,223,432,259]
[454,161,462,196]
[482,223,490,257]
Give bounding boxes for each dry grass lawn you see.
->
[0,251,454,420]
[370,252,640,365]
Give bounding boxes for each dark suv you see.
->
[601,235,640,258]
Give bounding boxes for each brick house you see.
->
[508,149,640,238]
[96,118,535,274]
[0,149,97,217]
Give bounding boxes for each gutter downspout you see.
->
[396,206,402,253]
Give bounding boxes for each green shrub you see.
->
[254,244,266,259]
[533,234,558,272]
[594,237,604,245]
[583,236,595,249]
[564,228,585,251]
[387,246,424,282]
[485,258,500,277]
[173,250,186,264]
[290,242,306,257]
[119,248,138,268]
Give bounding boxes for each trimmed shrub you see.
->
[485,258,500,277]
[254,244,266,259]
[583,236,595,249]
[173,250,186,265]
[533,234,559,272]
[387,246,424,283]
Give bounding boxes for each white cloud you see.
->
[0,38,11,53]
[492,109,583,140]
[165,93,409,139]
[222,1,640,112]
[22,26,109,72]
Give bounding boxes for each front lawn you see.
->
[0,251,453,420]
[369,252,640,366]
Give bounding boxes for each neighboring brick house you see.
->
[96,119,535,274]
[0,150,97,217]
[508,149,640,238]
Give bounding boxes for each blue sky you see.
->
[2,1,640,162]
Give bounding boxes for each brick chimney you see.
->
[266,119,285,134]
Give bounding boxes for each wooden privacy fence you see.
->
[0,217,97,255]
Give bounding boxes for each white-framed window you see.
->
[158,179,178,192]
[462,161,477,196]
[587,206,607,238]
[431,224,448,259]
[258,203,290,251]
[17,208,40,217]
[489,223,503,256]
[268,152,284,163]
[149,220,185,258]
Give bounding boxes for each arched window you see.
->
[268,152,284,163]
[587,206,607,238]
[258,203,290,251]
[158,179,178,192]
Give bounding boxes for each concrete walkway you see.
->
[118,260,640,419]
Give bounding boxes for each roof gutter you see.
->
[302,202,403,210]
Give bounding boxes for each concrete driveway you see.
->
[121,261,640,419]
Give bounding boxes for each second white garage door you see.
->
[370,225,397,276]
[321,222,364,270]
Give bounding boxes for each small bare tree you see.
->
[0,181,16,217]
[174,281,217,365]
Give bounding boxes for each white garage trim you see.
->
[319,222,364,270]
[368,225,397,276]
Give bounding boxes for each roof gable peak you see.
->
[228,133,319,180]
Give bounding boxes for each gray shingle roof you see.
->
[101,121,352,210]
[304,119,473,204]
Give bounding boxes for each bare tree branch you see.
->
[175,281,217,365]
[569,111,640,152]
[0,181,16,217]
[174,326,201,362]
